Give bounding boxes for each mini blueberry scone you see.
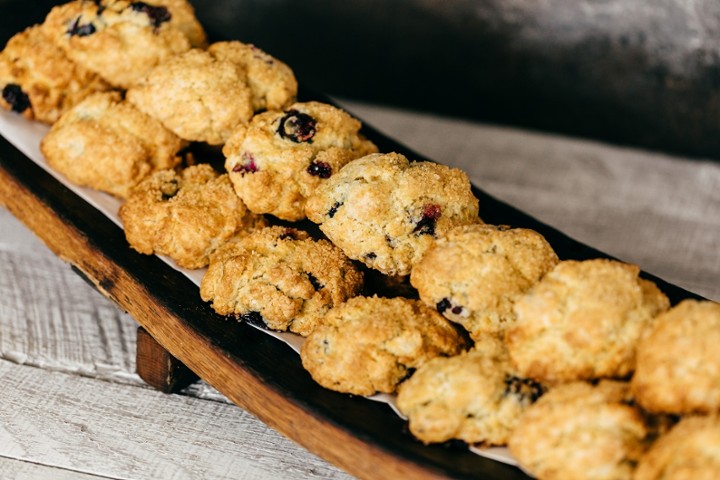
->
[118,164,267,269]
[632,300,720,415]
[223,101,378,221]
[208,41,297,112]
[509,380,651,480]
[0,24,110,123]
[635,415,720,480]
[300,296,469,395]
[505,259,669,385]
[40,91,186,198]
[396,336,545,445]
[126,48,253,145]
[200,226,363,336]
[305,152,480,277]
[43,0,206,88]
[410,224,558,339]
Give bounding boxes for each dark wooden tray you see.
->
[0,85,703,479]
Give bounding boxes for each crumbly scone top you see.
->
[506,258,670,384]
[300,295,469,395]
[223,101,378,220]
[0,23,110,123]
[305,152,481,276]
[40,91,185,198]
[632,299,720,415]
[411,224,559,339]
[119,164,267,269]
[509,380,650,480]
[200,226,364,336]
[127,48,253,145]
[397,336,545,446]
[43,0,206,88]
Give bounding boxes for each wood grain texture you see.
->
[0,457,108,480]
[136,326,199,393]
[0,359,350,480]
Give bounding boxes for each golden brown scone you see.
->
[40,91,186,198]
[127,48,253,145]
[118,164,267,269]
[0,24,110,123]
[509,380,650,480]
[301,296,469,395]
[396,336,545,446]
[208,41,297,112]
[635,415,720,480]
[200,226,363,336]
[305,152,481,277]
[410,224,558,339]
[43,0,206,89]
[223,101,378,221]
[506,259,669,384]
[632,300,720,415]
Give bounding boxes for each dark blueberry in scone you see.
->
[436,298,451,314]
[503,375,545,404]
[306,272,324,291]
[67,17,97,37]
[277,110,316,143]
[327,201,343,218]
[413,204,442,235]
[278,228,299,240]
[160,179,179,201]
[129,1,172,28]
[231,153,258,175]
[307,161,332,178]
[2,84,31,113]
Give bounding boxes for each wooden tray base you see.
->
[136,327,199,394]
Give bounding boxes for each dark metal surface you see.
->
[195,0,720,161]
[4,0,720,160]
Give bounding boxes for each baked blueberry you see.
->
[277,110,316,143]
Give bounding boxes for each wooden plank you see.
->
[136,326,199,393]
[0,457,112,480]
[0,359,351,480]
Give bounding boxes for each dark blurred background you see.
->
[5,0,720,160]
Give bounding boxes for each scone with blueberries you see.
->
[0,24,110,123]
[200,226,363,336]
[126,48,253,145]
[301,296,469,395]
[40,91,186,198]
[305,152,480,277]
[43,0,206,88]
[208,41,297,112]
[505,259,669,385]
[634,415,720,480]
[509,380,653,480]
[223,101,377,221]
[410,224,558,339]
[119,164,267,269]
[632,299,720,415]
[397,336,545,446]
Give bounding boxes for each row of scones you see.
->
[2,2,720,479]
